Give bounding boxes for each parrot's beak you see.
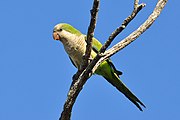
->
[53,32,61,40]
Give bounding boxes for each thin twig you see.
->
[134,0,139,9]
[99,2,146,54]
[83,0,99,70]
[72,0,99,81]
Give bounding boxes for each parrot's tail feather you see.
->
[103,75,146,111]
[124,92,146,111]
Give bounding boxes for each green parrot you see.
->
[53,23,145,111]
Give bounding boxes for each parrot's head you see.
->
[53,23,82,42]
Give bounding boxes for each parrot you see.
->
[53,23,146,111]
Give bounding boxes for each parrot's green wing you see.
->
[92,37,102,51]
[91,37,122,75]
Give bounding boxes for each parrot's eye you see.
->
[59,28,63,31]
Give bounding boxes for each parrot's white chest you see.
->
[61,34,86,69]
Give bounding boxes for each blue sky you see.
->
[0,0,179,120]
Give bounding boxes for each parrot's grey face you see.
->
[53,24,74,44]
[53,23,82,45]
[53,24,64,41]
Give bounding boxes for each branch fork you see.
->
[59,0,168,120]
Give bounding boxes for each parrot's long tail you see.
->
[103,74,146,111]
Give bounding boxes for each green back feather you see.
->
[84,36,103,52]
[60,23,103,50]
[60,23,82,36]
[92,37,103,51]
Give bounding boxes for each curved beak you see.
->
[53,32,60,40]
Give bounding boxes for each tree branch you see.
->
[83,0,99,69]
[72,0,99,81]
[134,0,139,9]
[99,2,146,54]
[59,0,100,120]
[92,0,168,72]
[59,0,168,120]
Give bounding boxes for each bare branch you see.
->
[92,0,168,73]
[134,0,139,9]
[72,0,99,81]
[99,2,146,54]
[59,0,168,120]
[82,0,100,70]
[59,0,100,120]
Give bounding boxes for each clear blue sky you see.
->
[0,0,179,120]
